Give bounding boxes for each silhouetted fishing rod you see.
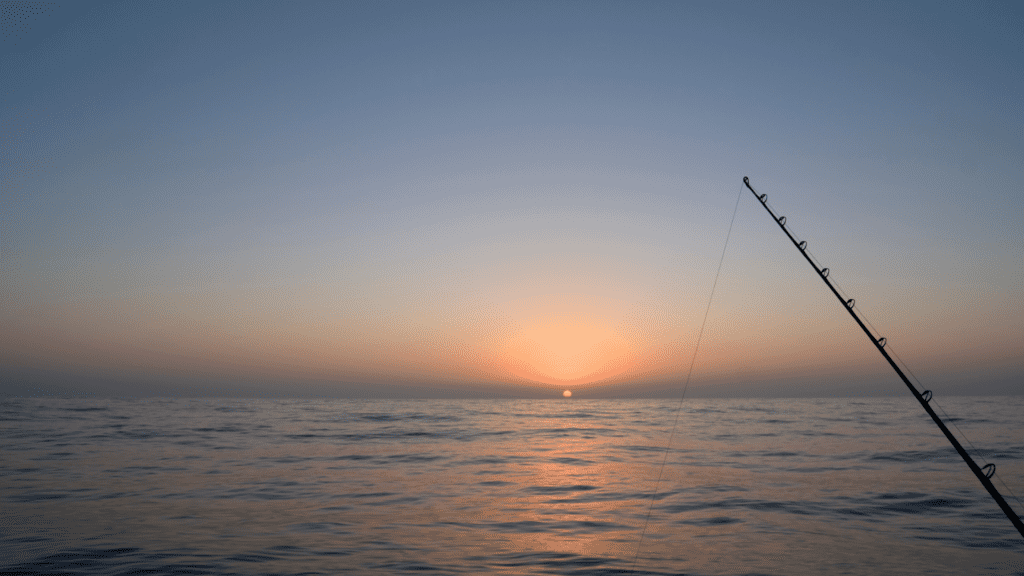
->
[742,176,1024,539]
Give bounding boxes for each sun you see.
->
[563,390,572,397]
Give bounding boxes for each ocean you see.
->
[2,396,1023,575]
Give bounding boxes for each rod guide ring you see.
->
[982,463,996,478]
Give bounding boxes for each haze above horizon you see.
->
[3,0,1022,398]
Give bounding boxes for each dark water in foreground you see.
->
[2,396,1023,575]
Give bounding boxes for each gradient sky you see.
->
[2,0,1022,397]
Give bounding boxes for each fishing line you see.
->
[631,181,744,571]
[850,305,1024,511]
[887,342,1024,511]
[743,176,1024,538]
[821,276,1024,512]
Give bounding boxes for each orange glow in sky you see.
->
[501,317,636,383]
[475,292,650,388]
[4,1,1023,400]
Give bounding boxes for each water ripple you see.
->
[2,397,1022,575]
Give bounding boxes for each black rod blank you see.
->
[742,176,1024,539]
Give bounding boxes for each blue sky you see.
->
[2,0,1022,397]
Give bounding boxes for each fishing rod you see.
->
[742,176,1024,539]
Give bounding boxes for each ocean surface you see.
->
[2,396,1023,575]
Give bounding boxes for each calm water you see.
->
[2,396,1023,575]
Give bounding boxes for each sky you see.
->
[2,0,1022,398]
